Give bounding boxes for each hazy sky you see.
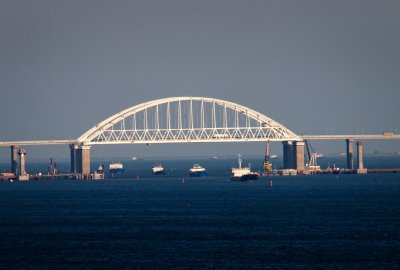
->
[0,0,399,159]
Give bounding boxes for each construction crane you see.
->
[262,141,273,173]
[304,140,321,174]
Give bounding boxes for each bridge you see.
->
[1,96,399,177]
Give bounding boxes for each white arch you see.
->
[78,97,300,144]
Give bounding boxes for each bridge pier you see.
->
[69,144,78,173]
[76,145,91,176]
[18,149,29,181]
[10,145,18,175]
[282,141,295,169]
[282,141,304,172]
[346,139,354,170]
[356,141,367,174]
[294,141,305,172]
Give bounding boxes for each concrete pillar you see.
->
[356,142,363,170]
[10,145,18,175]
[356,141,367,174]
[17,149,29,181]
[18,149,27,176]
[69,144,78,173]
[346,139,354,170]
[76,145,91,175]
[282,141,295,169]
[294,141,305,172]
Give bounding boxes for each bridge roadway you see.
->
[301,134,400,140]
[0,134,399,147]
[0,140,78,147]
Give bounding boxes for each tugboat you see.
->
[152,164,166,175]
[189,164,209,177]
[109,162,124,174]
[231,154,259,181]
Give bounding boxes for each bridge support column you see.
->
[346,139,354,170]
[294,141,305,173]
[18,149,29,181]
[69,144,78,173]
[10,145,18,175]
[356,142,367,174]
[282,141,295,169]
[76,145,91,176]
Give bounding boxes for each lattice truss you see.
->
[78,97,299,144]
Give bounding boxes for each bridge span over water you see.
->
[1,97,399,176]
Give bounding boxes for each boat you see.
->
[270,154,278,159]
[97,164,105,173]
[92,164,105,179]
[325,163,340,174]
[230,154,259,181]
[189,164,209,177]
[152,164,166,175]
[109,162,124,174]
[279,169,297,176]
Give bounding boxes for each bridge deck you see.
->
[0,134,399,147]
[301,135,400,140]
[0,140,78,147]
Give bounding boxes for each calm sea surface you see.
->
[0,157,399,269]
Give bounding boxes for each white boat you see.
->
[189,164,208,177]
[109,162,124,174]
[152,164,166,175]
[231,154,259,181]
[270,155,278,159]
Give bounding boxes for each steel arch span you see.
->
[78,97,300,145]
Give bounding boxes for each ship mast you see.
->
[238,154,242,169]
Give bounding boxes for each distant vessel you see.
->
[270,155,278,159]
[152,164,166,175]
[326,163,340,174]
[189,164,209,177]
[315,153,325,158]
[109,162,124,174]
[97,164,105,173]
[231,154,259,181]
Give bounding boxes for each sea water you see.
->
[0,157,399,269]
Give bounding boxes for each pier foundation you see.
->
[76,145,91,176]
[10,145,18,175]
[294,141,305,172]
[18,149,29,181]
[282,141,295,169]
[356,141,367,174]
[346,139,354,170]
